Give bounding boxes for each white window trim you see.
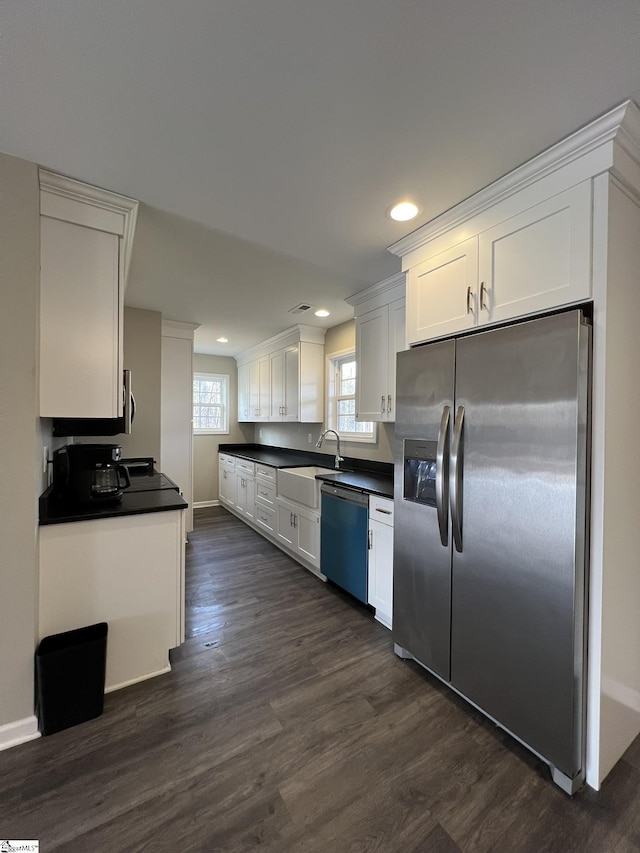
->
[325,348,376,444]
[193,372,229,435]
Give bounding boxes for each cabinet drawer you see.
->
[255,504,275,533]
[236,458,256,475]
[256,464,277,482]
[369,495,394,527]
[219,453,237,469]
[255,480,276,508]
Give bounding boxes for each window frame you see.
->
[325,348,376,444]
[193,372,229,435]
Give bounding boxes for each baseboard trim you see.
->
[194,500,219,508]
[105,664,172,694]
[0,715,41,751]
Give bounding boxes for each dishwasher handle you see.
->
[320,483,369,507]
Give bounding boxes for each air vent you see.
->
[289,303,313,315]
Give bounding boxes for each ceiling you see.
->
[2,2,640,355]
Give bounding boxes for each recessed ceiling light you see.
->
[216,337,229,343]
[389,200,420,222]
[314,309,330,318]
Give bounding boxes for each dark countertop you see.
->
[314,470,393,499]
[221,446,324,469]
[39,472,188,526]
[219,443,394,499]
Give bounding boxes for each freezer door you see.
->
[450,309,589,778]
[393,340,455,679]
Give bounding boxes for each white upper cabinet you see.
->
[236,326,325,424]
[406,238,478,344]
[348,273,406,423]
[270,345,299,422]
[403,182,592,346]
[237,362,250,422]
[478,182,592,325]
[39,170,138,419]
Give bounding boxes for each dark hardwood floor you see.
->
[2,506,640,851]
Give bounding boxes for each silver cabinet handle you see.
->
[387,394,392,413]
[466,286,473,314]
[480,281,488,311]
[450,405,465,553]
[375,508,392,515]
[436,406,450,547]
[368,529,373,550]
[381,395,386,413]
[293,513,297,528]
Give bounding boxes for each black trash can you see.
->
[35,622,108,735]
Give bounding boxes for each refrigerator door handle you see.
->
[450,405,465,553]
[436,405,451,547]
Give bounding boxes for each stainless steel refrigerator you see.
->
[393,309,590,794]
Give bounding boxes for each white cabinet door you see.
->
[269,346,299,421]
[235,471,255,520]
[368,496,394,629]
[282,345,300,421]
[258,356,270,422]
[356,299,406,423]
[277,502,296,548]
[161,332,194,532]
[276,498,319,568]
[386,297,406,422]
[356,305,389,422]
[406,237,479,345]
[368,520,394,629]
[237,362,250,422]
[478,182,592,324]
[40,217,121,418]
[296,506,320,569]
[218,462,236,506]
[269,350,284,420]
[249,360,261,420]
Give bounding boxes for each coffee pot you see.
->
[53,444,131,505]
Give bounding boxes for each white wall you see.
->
[0,152,40,733]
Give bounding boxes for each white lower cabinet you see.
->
[254,464,277,533]
[220,454,321,574]
[39,510,185,692]
[218,454,237,507]
[367,495,394,629]
[276,497,321,570]
[234,459,256,520]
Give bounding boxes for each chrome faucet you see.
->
[316,429,344,469]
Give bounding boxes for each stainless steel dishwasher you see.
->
[320,483,369,603]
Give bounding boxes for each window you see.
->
[193,373,229,434]
[326,351,376,442]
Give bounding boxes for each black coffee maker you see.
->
[53,444,131,505]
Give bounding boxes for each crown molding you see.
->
[162,318,200,339]
[346,271,406,307]
[387,100,638,260]
[39,168,139,285]
[235,324,326,365]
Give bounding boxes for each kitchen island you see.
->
[39,470,187,693]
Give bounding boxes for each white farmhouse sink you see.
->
[277,466,334,508]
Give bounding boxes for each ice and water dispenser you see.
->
[403,439,438,507]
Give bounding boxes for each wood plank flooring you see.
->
[2,505,639,851]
